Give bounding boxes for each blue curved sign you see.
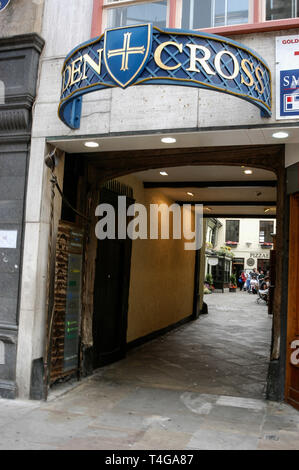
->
[59,24,272,129]
[0,0,11,12]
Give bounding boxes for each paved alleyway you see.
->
[0,292,299,450]
[100,291,273,399]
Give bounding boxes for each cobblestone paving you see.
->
[0,292,298,450]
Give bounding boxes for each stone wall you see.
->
[0,0,44,37]
[0,34,44,398]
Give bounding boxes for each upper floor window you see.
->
[181,0,249,30]
[105,0,168,29]
[98,0,299,37]
[259,220,274,243]
[266,0,299,21]
[225,220,239,243]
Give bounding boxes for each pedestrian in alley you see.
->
[258,270,265,280]
[250,275,259,294]
[258,275,270,303]
[239,270,247,291]
[246,271,251,291]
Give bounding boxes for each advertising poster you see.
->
[276,35,299,119]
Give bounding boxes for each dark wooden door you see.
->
[285,193,299,410]
[93,188,133,368]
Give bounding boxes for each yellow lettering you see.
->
[255,66,264,94]
[70,57,83,86]
[240,59,254,87]
[186,44,216,75]
[62,65,71,93]
[82,48,103,79]
[214,50,239,80]
[154,41,182,71]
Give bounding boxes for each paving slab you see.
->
[0,292,298,450]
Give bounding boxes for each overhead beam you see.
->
[144,181,277,189]
[84,144,283,182]
[202,214,277,219]
[176,201,277,206]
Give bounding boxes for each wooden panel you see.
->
[285,193,299,410]
[92,188,133,368]
[84,144,284,181]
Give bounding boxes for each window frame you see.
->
[94,0,299,39]
[259,220,274,244]
[179,0,252,30]
[265,0,298,22]
[102,0,171,30]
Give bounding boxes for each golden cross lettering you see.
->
[108,32,145,71]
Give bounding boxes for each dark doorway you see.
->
[92,187,133,368]
[257,258,270,274]
[232,258,245,288]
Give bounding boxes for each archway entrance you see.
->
[48,143,287,403]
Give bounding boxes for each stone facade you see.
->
[0,1,44,397]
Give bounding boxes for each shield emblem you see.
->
[0,0,11,12]
[104,24,152,88]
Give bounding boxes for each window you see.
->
[225,220,239,243]
[259,221,274,243]
[266,0,299,21]
[207,226,213,243]
[105,0,168,29]
[211,226,217,247]
[181,0,249,30]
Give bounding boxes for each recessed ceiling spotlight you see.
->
[84,141,99,148]
[264,208,270,213]
[205,207,212,212]
[187,192,194,196]
[161,137,176,144]
[272,131,289,139]
[160,171,168,176]
[244,169,253,175]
